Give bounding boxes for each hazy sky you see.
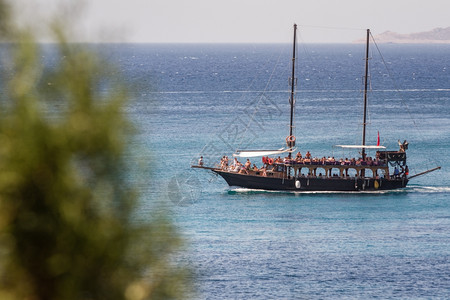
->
[15,0,450,43]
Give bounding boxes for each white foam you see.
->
[408,186,450,193]
[228,186,450,195]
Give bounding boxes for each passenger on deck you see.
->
[239,163,248,174]
[198,156,204,166]
[394,167,400,177]
[296,152,302,160]
[261,166,267,177]
[245,159,251,170]
[374,156,380,165]
[305,151,311,159]
[252,164,258,172]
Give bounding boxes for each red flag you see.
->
[377,131,380,146]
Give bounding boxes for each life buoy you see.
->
[268,158,274,165]
[262,156,267,164]
[286,135,296,143]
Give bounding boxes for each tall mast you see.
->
[288,24,297,159]
[361,29,370,160]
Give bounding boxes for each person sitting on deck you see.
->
[394,166,400,178]
[260,166,267,177]
[374,156,380,165]
[234,162,245,174]
[305,151,311,159]
[296,152,302,160]
[220,156,225,169]
[239,165,248,174]
[245,159,251,170]
[275,156,283,163]
[252,164,258,172]
[233,157,239,167]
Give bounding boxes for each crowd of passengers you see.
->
[218,156,259,175]
[288,151,385,166]
[217,151,386,174]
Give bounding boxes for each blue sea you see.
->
[108,42,448,298]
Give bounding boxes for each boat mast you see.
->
[288,24,297,159]
[361,29,370,160]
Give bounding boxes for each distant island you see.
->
[354,27,450,43]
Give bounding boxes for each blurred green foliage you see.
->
[0,2,190,300]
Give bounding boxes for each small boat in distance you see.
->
[193,24,440,192]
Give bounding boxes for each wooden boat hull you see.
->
[213,170,408,192]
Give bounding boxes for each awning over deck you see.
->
[335,145,386,149]
[233,148,295,158]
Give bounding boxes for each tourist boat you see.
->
[192,25,440,192]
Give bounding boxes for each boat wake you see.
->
[407,185,450,193]
[228,187,399,195]
[228,185,450,195]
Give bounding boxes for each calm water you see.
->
[64,43,450,298]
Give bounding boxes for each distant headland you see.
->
[354,27,450,44]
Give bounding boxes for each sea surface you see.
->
[51,42,450,298]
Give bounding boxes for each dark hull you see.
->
[213,170,408,192]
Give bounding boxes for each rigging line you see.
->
[229,46,287,112]
[195,46,279,163]
[235,47,285,152]
[370,32,440,167]
[297,24,366,32]
[148,88,450,94]
[366,47,374,127]
[370,32,419,128]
